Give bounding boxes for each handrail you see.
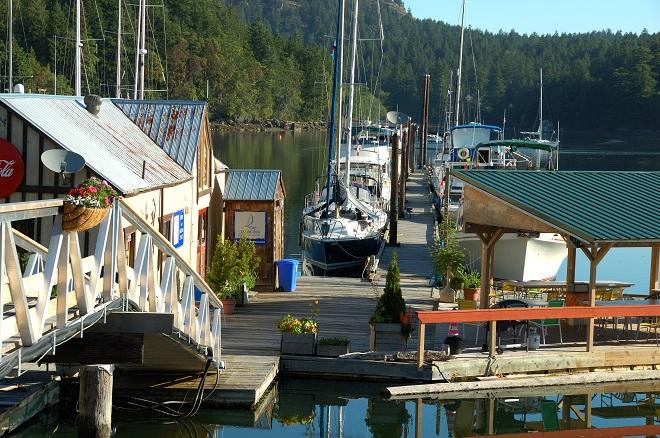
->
[491,424,660,438]
[416,305,660,368]
[118,199,222,309]
[417,305,660,324]
[0,199,63,214]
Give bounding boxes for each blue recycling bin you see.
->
[275,259,299,292]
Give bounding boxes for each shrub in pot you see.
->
[461,269,481,301]
[317,337,350,357]
[278,314,318,355]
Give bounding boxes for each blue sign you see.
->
[172,209,184,249]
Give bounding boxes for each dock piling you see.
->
[77,365,114,437]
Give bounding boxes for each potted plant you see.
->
[316,337,350,357]
[461,268,481,302]
[431,217,465,302]
[278,314,318,355]
[370,254,413,351]
[62,177,119,231]
[206,235,259,314]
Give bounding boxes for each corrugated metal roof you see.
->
[453,170,660,244]
[0,95,190,195]
[113,99,206,173]
[224,170,281,201]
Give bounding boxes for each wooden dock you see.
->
[379,172,435,279]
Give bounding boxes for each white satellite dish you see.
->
[386,110,409,125]
[41,150,86,181]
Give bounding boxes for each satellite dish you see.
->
[386,110,409,125]
[41,150,86,176]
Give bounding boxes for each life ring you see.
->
[458,148,470,161]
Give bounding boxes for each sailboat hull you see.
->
[301,233,383,276]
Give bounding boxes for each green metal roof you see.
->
[452,170,660,244]
[224,170,282,201]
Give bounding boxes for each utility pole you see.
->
[8,0,13,91]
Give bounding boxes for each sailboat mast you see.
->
[133,0,143,99]
[75,0,82,96]
[344,0,359,188]
[334,0,346,218]
[324,0,344,218]
[116,0,122,98]
[539,68,543,140]
[8,0,12,91]
[454,0,466,127]
[139,0,147,99]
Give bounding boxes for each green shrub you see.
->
[206,234,259,299]
[318,337,349,346]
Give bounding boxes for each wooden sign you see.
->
[0,138,24,198]
[234,211,267,243]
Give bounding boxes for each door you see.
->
[197,208,208,275]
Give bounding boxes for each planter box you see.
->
[316,343,350,357]
[370,323,407,352]
[281,332,317,355]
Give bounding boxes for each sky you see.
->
[405,0,660,35]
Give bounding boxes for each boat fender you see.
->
[458,148,470,161]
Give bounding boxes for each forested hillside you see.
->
[1,0,658,129]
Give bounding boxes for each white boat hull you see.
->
[459,233,567,281]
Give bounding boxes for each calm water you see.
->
[19,379,660,436]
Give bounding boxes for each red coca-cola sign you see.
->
[0,138,24,198]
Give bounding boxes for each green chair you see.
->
[530,300,563,344]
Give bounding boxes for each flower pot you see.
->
[62,203,110,232]
[316,342,350,357]
[370,323,407,352]
[281,332,317,355]
[444,335,463,355]
[463,287,479,301]
[220,299,236,315]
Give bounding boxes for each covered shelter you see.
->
[223,170,285,290]
[452,170,660,351]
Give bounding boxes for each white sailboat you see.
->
[300,0,387,276]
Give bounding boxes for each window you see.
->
[197,133,212,194]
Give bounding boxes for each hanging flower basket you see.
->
[62,177,118,232]
[62,203,110,232]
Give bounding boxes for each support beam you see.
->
[488,320,497,357]
[650,246,659,292]
[77,365,114,437]
[581,243,611,352]
[477,229,504,309]
[417,323,425,369]
[566,237,576,285]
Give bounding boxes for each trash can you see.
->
[275,259,299,292]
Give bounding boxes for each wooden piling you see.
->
[77,365,114,438]
[398,125,408,218]
[389,133,400,245]
[421,74,430,166]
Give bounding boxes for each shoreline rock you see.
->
[211,119,326,132]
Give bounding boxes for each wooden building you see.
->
[223,170,285,290]
[0,94,223,275]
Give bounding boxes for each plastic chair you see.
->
[541,400,560,431]
[501,281,517,300]
[638,317,660,346]
[530,300,564,344]
[457,299,481,345]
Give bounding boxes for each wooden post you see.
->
[404,120,411,180]
[585,392,592,429]
[415,398,423,438]
[566,238,576,285]
[582,243,611,352]
[77,365,114,437]
[417,323,426,369]
[398,125,407,218]
[650,246,659,292]
[410,123,417,172]
[489,320,497,357]
[478,229,503,309]
[389,133,400,245]
[420,74,430,166]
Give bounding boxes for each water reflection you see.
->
[17,378,660,437]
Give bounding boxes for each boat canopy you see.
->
[477,139,558,152]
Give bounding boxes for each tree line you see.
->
[1,0,658,129]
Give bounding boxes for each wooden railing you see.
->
[0,199,223,369]
[416,305,660,368]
